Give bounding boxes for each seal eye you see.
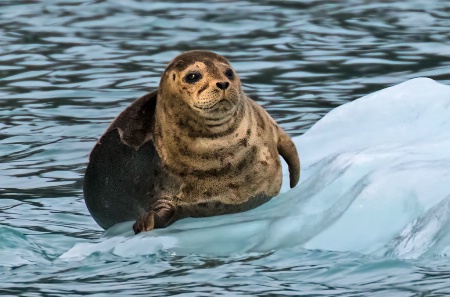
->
[184,72,202,84]
[225,69,234,80]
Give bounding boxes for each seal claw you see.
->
[152,199,177,228]
[133,211,155,234]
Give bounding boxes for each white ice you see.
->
[61,77,450,260]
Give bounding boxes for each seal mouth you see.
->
[194,98,237,127]
[194,99,233,111]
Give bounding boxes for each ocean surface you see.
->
[1,1,450,296]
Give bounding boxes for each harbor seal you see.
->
[83,50,300,234]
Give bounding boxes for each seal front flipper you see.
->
[133,200,177,234]
[277,129,300,188]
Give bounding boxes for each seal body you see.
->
[83,50,300,233]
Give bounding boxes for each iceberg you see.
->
[61,78,450,260]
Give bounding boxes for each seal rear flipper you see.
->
[83,129,165,229]
[277,129,300,188]
[83,91,161,229]
[108,90,158,150]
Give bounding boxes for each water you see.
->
[1,0,450,296]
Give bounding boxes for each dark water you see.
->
[1,0,450,296]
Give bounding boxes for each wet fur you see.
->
[83,50,300,232]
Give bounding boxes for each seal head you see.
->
[158,51,243,137]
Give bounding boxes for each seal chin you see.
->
[193,99,237,127]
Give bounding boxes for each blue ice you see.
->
[61,78,450,260]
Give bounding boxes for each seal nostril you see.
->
[216,82,230,90]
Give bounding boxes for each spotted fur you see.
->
[83,50,300,233]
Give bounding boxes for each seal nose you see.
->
[216,81,230,90]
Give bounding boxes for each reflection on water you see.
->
[1,0,450,296]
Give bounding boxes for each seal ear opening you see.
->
[172,73,176,81]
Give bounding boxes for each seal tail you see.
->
[277,129,300,188]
